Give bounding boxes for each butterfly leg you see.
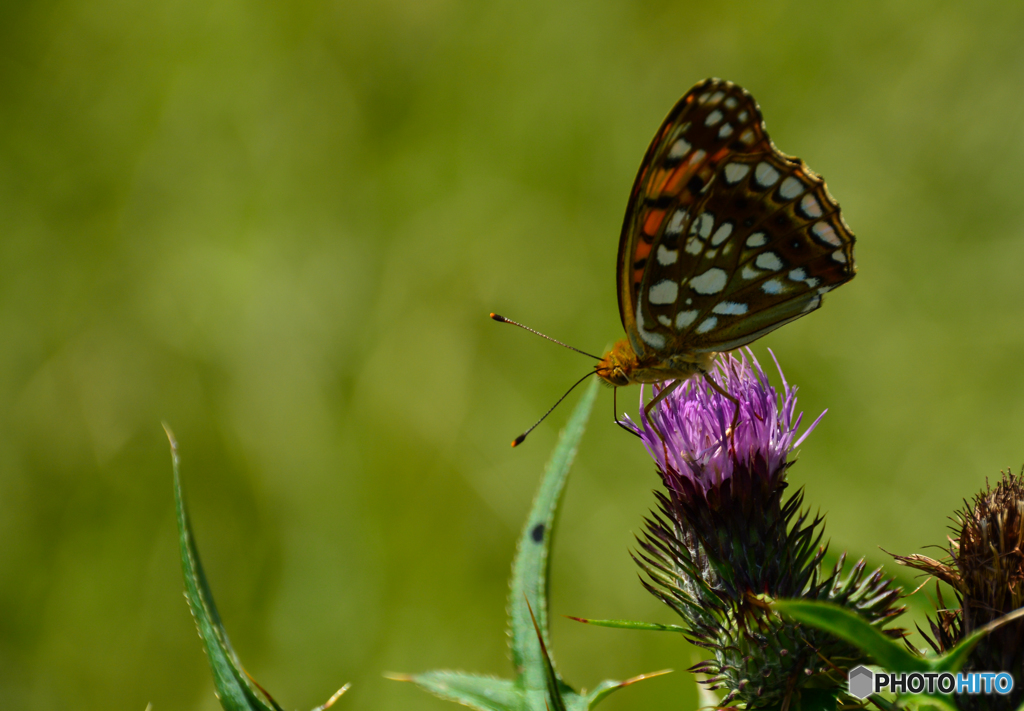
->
[642,378,683,421]
[698,368,741,435]
[640,380,682,463]
[644,379,682,468]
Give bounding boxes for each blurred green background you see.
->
[3,1,1024,708]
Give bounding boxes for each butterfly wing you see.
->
[639,149,857,354]
[616,79,856,359]
[617,79,772,358]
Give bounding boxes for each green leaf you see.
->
[169,426,284,711]
[772,599,986,711]
[565,616,689,633]
[773,600,927,671]
[389,672,523,711]
[582,670,673,708]
[933,607,1024,673]
[395,379,667,710]
[508,378,598,691]
[169,425,347,711]
[777,599,1024,676]
[525,598,569,711]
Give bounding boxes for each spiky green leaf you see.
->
[774,600,926,671]
[565,617,688,633]
[396,379,666,710]
[169,425,285,711]
[393,672,524,711]
[170,426,347,711]
[773,600,965,711]
[508,378,599,690]
[935,607,1024,673]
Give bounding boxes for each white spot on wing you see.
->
[665,209,688,236]
[690,268,728,294]
[649,280,679,304]
[739,128,755,145]
[805,277,820,288]
[788,268,807,282]
[668,137,692,159]
[636,306,666,348]
[812,221,841,246]
[675,310,698,329]
[755,251,784,271]
[724,163,750,184]
[717,123,734,139]
[745,232,767,248]
[724,96,738,109]
[762,279,785,294]
[800,194,823,218]
[778,176,804,200]
[741,265,760,280]
[697,212,715,239]
[696,316,719,334]
[710,222,734,247]
[685,237,702,255]
[705,109,724,126]
[656,245,678,266]
[832,250,847,264]
[738,110,749,122]
[657,315,672,326]
[709,91,725,104]
[755,162,780,188]
[712,301,748,315]
[800,296,821,313]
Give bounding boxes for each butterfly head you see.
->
[595,338,639,387]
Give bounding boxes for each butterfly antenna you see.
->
[490,313,602,360]
[510,370,598,447]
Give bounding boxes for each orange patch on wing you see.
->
[710,146,732,162]
[648,167,672,194]
[662,162,695,193]
[643,209,666,236]
[632,239,652,262]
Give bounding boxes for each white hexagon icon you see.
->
[848,665,874,699]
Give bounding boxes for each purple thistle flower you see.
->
[625,348,823,502]
[630,349,905,709]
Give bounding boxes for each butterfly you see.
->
[494,78,856,445]
[593,78,856,406]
